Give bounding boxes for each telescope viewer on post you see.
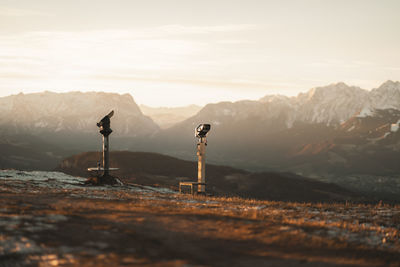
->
[195,123,210,194]
[195,124,210,139]
[86,110,121,185]
[97,110,114,137]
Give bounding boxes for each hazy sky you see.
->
[0,0,399,106]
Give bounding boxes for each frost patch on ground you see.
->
[0,236,41,255]
[0,170,86,188]
[0,169,177,196]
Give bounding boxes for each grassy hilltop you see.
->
[0,170,399,266]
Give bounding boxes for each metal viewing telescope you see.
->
[97,110,114,176]
[88,110,119,177]
[195,124,211,193]
[179,123,211,194]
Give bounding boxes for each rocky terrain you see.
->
[0,170,400,266]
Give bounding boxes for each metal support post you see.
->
[197,137,206,193]
[103,135,110,176]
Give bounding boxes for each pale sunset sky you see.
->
[0,0,399,106]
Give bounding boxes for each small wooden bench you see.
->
[179,182,206,195]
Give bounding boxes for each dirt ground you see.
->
[0,170,400,266]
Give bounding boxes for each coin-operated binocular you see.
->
[86,110,120,185]
[195,124,211,139]
[97,110,114,137]
[95,110,115,176]
[195,124,211,193]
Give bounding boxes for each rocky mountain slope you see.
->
[259,80,400,126]
[0,91,159,137]
[0,133,67,170]
[152,81,400,168]
[0,91,160,169]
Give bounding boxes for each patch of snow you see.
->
[140,185,176,194]
[0,170,86,186]
[347,125,356,132]
[357,107,375,118]
[391,119,400,132]
[0,170,176,197]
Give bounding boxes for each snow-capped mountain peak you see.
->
[259,94,291,103]
[279,80,400,126]
[378,80,400,90]
[369,80,400,110]
[194,80,400,130]
[0,91,159,136]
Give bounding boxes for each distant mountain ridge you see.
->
[258,80,400,127]
[0,91,160,169]
[1,81,398,136]
[140,104,202,129]
[148,81,400,197]
[0,91,159,137]
[170,81,400,143]
[1,81,400,193]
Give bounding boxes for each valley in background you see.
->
[1,81,400,202]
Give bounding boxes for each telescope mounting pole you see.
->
[103,134,110,177]
[197,136,206,193]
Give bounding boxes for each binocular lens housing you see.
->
[195,124,211,138]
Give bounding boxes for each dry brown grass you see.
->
[1,178,400,266]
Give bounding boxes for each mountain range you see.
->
[1,81,400,198]
[140,104,202,129]
[0,91,158,137]
[152,81,400,165]
[147,80,400,199]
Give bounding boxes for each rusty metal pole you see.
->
[103,135,110,176]
[197,137,206,193]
